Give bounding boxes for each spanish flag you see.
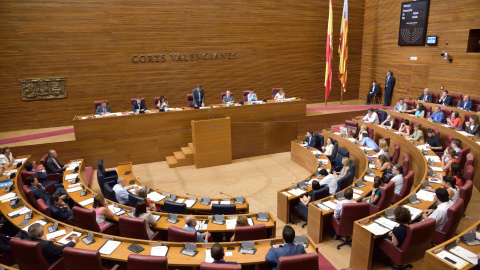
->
[338,0,348,92]
[325,0,333,100]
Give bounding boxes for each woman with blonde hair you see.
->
[334,157,351,178]
[274,89,285,100]
[377,154,393,182]
[406,123,424,143]
[380,115,395,129]
[377,139,390,159]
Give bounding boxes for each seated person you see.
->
[422,188,453,230]
[50,194,73,222]
[222,90,235,104]
[380,115,394,129]
[230,216,249,242]
[322,137,334,155]
[437,90,452,106]
[440,162,465,189]
[388,206,411,247]
[299,180,321,206]
[91,194,114,230]
[444,139,461,163]
[406,103,426,118]
[417,88,432,103]
[456,95,473,111]
[24,161,62,188]
[25,175,68,205]
[359,132,379,151]
[441,148,458,174]
[357,124,368,140]
[46,149,67,176]
[183,215,210,243]
[265,225,306,270]
[112,177,139,205]
[377,139,391,160]
[426,128,443,151]
[442,175,459,203]
[95,100,112,115]
[132,97,147,112]
[137,188,159,212]
[157,96,168,110]
[134,200,157,239]
[247,89,257,102]
[446,111,462,129]
[334,158,350,178]
[365,81,378,105]
[364,177,382,204]
[428,106,446,123]
[391,164,404,195]
[274,89,285,100]
[392,98,407,113]
[406,123,424,143]
[377,155,393,182]
[333,188,357,219]
[465,115,480,137]
[302,130,318,148]
[211,242,237,264]
[362,108,380,124]
[0,147,14,168]
[398,119,411,136]
[317,169,337,195]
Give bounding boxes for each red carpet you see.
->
[0,128,74,145]
[307,105,392,111]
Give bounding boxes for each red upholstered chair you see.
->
[10,238,64,270]
[464,165,474,182]
[380,219,436,269]
[130,97,145,106]
[127,254,168,270]
[431,127,440,138]
[432,198,464,245]
[277,252,319,270]
[377,137,390,147]
[21,171,57,194]
[471,97,480,111]
[187,94,194,108]
[431,92,440,104]
[391,171,414,204]
[369,181,395,215]
[200,262,241,270]
[63,247,120,270]
[331,202,370,249]
[392,116,403,130]
[345,120,359,137]
[457,147,470,168]
[450,93,462,107]
[39,154,64,180]
[391,143,400,165]
[119,215,160,240]
[153,97,160,109]
[444,133,454,150]
[37,199,52,217]
[463,114,471,130]
[401,154,409,173]
[94,100,109,111]
[424,105,432,118]
[272,88,282,100]
[404,100,415,110]
[243,90,249,102]
[221,92,226,102]
[23,185,39,209]
[441,107,453,119]
[232,224,267,241]
[72,206,117,235]
[465,154,474,169]
[366,126,374,139]
[460,180,473,214]
[167,226,197,242]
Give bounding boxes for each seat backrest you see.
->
[450,93,462,107]
[233,224,267,241]
[167,226,197,242]
[345,120,359,137]
[402,154,409,173]
[376,181,395,212]
[441,108,452,119]
[200,262,241,270]
[335,147,349,169]
[40,154,48,168]
[400,218,436,262]
[220,92,226,102]
[128,254,168,270]
[104,183,118,203]
[391,143,400,165]
[457,147,470,168]
[424,105,432,118]
[465,154,474,169]
[431,127,440,138]
[366,126,374,139]
[187,94,194,108]
[242,90,249,102]
[404,100,415,110]
[278,252,319,270]
[439,198,464,239]
[338,202,370,236]
[22,185,38,209]
[94,100,108,111]
[464,165,474,181]
[36,199,51,217]
[459,180,473,214]
[72,206,101,232]
[153,97,160,109]
[128,193,146,207]
[97,158,107,176]
[20,171,36,188]
[10,238,50,270]
[272,88,282,100]
[431,92,440,104]
[471,97,480,106]
[313,134,324,149]
[463,114,471,130]
[131,97,145,106]
[349,160,356,184]
[336,174,350,193]
[119,215,150,240]
[97,171,107,197]
[311,187,330,201]
[473,103,480,112]
[331,140,338,158]
[163,200,187,214]
[396,171,415,201]
[444,133,454,149]
[392,116,403,130]
[212,204,236,215]
[63,247,103,270]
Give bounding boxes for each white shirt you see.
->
[377,149,390,160]
[448,187,459,203]
[333,199,357,219]
[362,113,379,124]
[391,174,404,195]
[319,174,338,195]
[429,200,453,230]
[324,144,334,155]
[113,184,129,205]
[274,93,285,99]
[0,153,13,166]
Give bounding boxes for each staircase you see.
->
[166,142,194,168]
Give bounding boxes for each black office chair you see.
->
[128,193,146,207]
[104,183,118,203]
[295,187,329,227]
[336,174,351,193]
[163,201,187,214]
[349,160,356,185]
[212,204,236,215]
[334,147,350,171]
[327,140,339,165]
[313,133,324,149]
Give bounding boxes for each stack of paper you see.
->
[282,191,292,197]
[435,250,469,268]
[14,158,27,164]
[79,197,94,206]
[185,199,196,208]
[67,186,83,193]
[403,205,423,220]
[46,229,66,240]
[57,231,82,244]
[352,193,361,200]
[374,217,399,230]
[322,201,337,210]
[368,164,376,169]
[416,145,429,150]
[3,170,17,176]
[312,151,321,155]
[65,174,78,181]
[220,200,231,205]
[416,190,436,201]
[0,193,17,202]
[226,219,237,229]
[364,176,375,182]
[151,246,169,256]
[8,207,30,218]
[175,198,185,203]
[68,183,81,188]
[347,138,357,142]
[430,167,443,172]
[288,188,306,196]
[147,192,166,202]
[99,240,122,255]
[362,222,390,236]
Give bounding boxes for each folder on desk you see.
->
[99,240,122,255]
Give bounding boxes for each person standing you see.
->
[366,81,378,105]
[384,70,395,106]
[192,84,205,107]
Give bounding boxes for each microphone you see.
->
[186,193,202,198]
[220,192,235,198]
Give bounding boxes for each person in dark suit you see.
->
[46,149,66,175]
[192,84,205,107]
[222,90,235,104]
[132,97,147,112]
[265,225,306,270]
[50,194,73,222]
[365,81,378,105]
[417,88,432,103]
[457,95,473,111]
[25,175,69,205]
[211,242,237,264]
[383,71,395,106]
[302,130,318,148]
[95,101,112,115]
[437,90,452,106]
[23,223,77,265]
[24,162,62,188]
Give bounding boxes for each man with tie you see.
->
[46,149,67,176]
[437,90,452,106]
[417,88,432,103]
[222,90,235,104]
[384,71,395,106]
[95,101,112,115]
[303,130,318,148]
[365,81,378,105]
[192,84,205,108]
[132,97,147,112]
[456,95,473,111]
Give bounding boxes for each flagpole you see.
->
[341,88,343,105]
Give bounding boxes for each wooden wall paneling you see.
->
[192,118,232,168]
[263,122,297,155]
[231,123,265,160]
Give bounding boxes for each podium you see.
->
[191,117,232,168]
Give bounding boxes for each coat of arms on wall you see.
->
[19,77,67,101]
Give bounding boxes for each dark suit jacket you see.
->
[29,185,51,203]
[417,93,432,103]
[25,237,75,265]
[438,95,452,106]
[222,95,235,104]
[50,205,73,222]
[385,75,395,91]
[303,136,318,148]
[96,105,112,114]
[457,100,473,111]
[466,124,480,137]
[369,85,379,95]
[265,243,306,270]
[192,88,205,107]
[213,260,237,264]
[132,101,147,111]
[46,157,64,175]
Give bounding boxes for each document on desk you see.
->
[14,158,27,164]
[184,199,196,208]
[449,245,478,265]
[8,207,30,217]
[430,167,443,172]
[79,197,94,206]
[68,183,82,188]
[175,198,185,203]
[352,188,364,194]
[220,200,231,205]
[0,193,17,202]
[362,222,390,236]
[210,201,219,206]
[57,231,82,244]
[347,138,357,142]
[226,219,237,229]
[311,150,321,155]
[368,164,376,169]
[416,190,436,201]
[317,159,329,164]
[108,205,123,214]
[322,201,337,210]
[3,170,17,176]
[403,205,423,220]
[316,203,331,211]
[99,240,122,255]
[352,193,361,200]
[46,229,66,241]
[147,192,166,202]
[151,245,169,256]
[435,250,469,268]
[248,217,254,226]
[282,191,292,197]
[289,188,306,196]
[364,176,375,182]
[374,217,398,230]
[65,173,78,181]
[425,155,441,163]
[205,249,214,263]
[67,186,83,193]
[458,131,473,137]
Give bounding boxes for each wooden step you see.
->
[174,151,185,160]
[181,146,193,156]
[166,156,179,168]
[188,142,195,153]
[174,151,194,166]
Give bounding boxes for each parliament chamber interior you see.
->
[0,0,479,269]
